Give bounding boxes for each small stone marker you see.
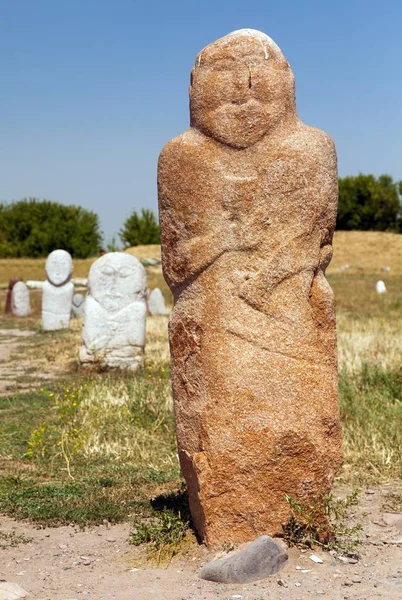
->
[148,288,169,315]
[376,280,386,294]
[4,278,21,313]
[158,28,342,548]
[71,293,86,318]
[79,252,147,370]
[42,249,74,331]
[200,536,288,583]
[11,281,31,317]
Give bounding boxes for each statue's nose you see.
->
[231,71,252,104]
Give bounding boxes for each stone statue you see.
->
[158,29,342,548]
[148,288,169,315]
[42,249,74,331]
[71,293,86,318]
[5,278,21,313]
[11,281,31,317]
[79,252,147,370]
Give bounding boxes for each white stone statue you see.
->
[11,281,31,317]
[79,252,147,370]
[148,288,169,315]
[376,280,387,294]
[42,250,74,331]
[71,293,86,318]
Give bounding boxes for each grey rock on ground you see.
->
[199,535,288,583]
[0,582,29,600]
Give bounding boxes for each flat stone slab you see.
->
[199,535,288,583]
[384,513,402,531]
[0,582,29,600]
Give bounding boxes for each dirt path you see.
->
[1,485,401,600]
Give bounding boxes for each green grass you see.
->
[0,369,181,527]
[339,364,402,482]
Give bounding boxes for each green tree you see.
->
[119,208,160,247]
[337,174,402,232]
[0,198,102,258]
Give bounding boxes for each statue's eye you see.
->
[119,267,131,278]
[102,265,115,276]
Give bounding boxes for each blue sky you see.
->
[1,0,401,243]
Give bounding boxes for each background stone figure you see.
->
[5,278,21,313]
[42,249,74,331]
[71,293,86,318]
[158,29,343,548]
[148,288,169,315]
[11,281,31,317]
[80,252,147,370]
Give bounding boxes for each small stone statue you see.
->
[71,293,86,318]
[5,278,21,313]
[11,281,31,316]
[42,249,74,331]
[148,288,169,315]
[79,252,147,370]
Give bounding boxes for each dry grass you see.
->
[0,245,161,287]
[125,244,161,260]
[329,230,402,274]
[0,258,96,287]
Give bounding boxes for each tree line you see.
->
[0,174,401,258]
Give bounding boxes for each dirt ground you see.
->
[0,484,401,600]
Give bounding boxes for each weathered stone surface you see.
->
[200,535,288,583]
[148,288,169,315]
[11,282,31,317]
[79,252,147,370]
[5,278,21,313]
[0,582,29,600]
[71,293,86,318]
[42,249,74,331]
[158,28,342,548]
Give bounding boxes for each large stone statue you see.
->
[11,281,31,317]
[79,252,147,370]
[158,29,342,548]
[42,250,74,331]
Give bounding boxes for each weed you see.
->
[283,489,362,556]
[382,491,402,513]
[130,489,192,562]
[0,530,32,549]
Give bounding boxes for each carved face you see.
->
[89,253,146,312]
[190,29,296,148]
[46,250,73,286]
